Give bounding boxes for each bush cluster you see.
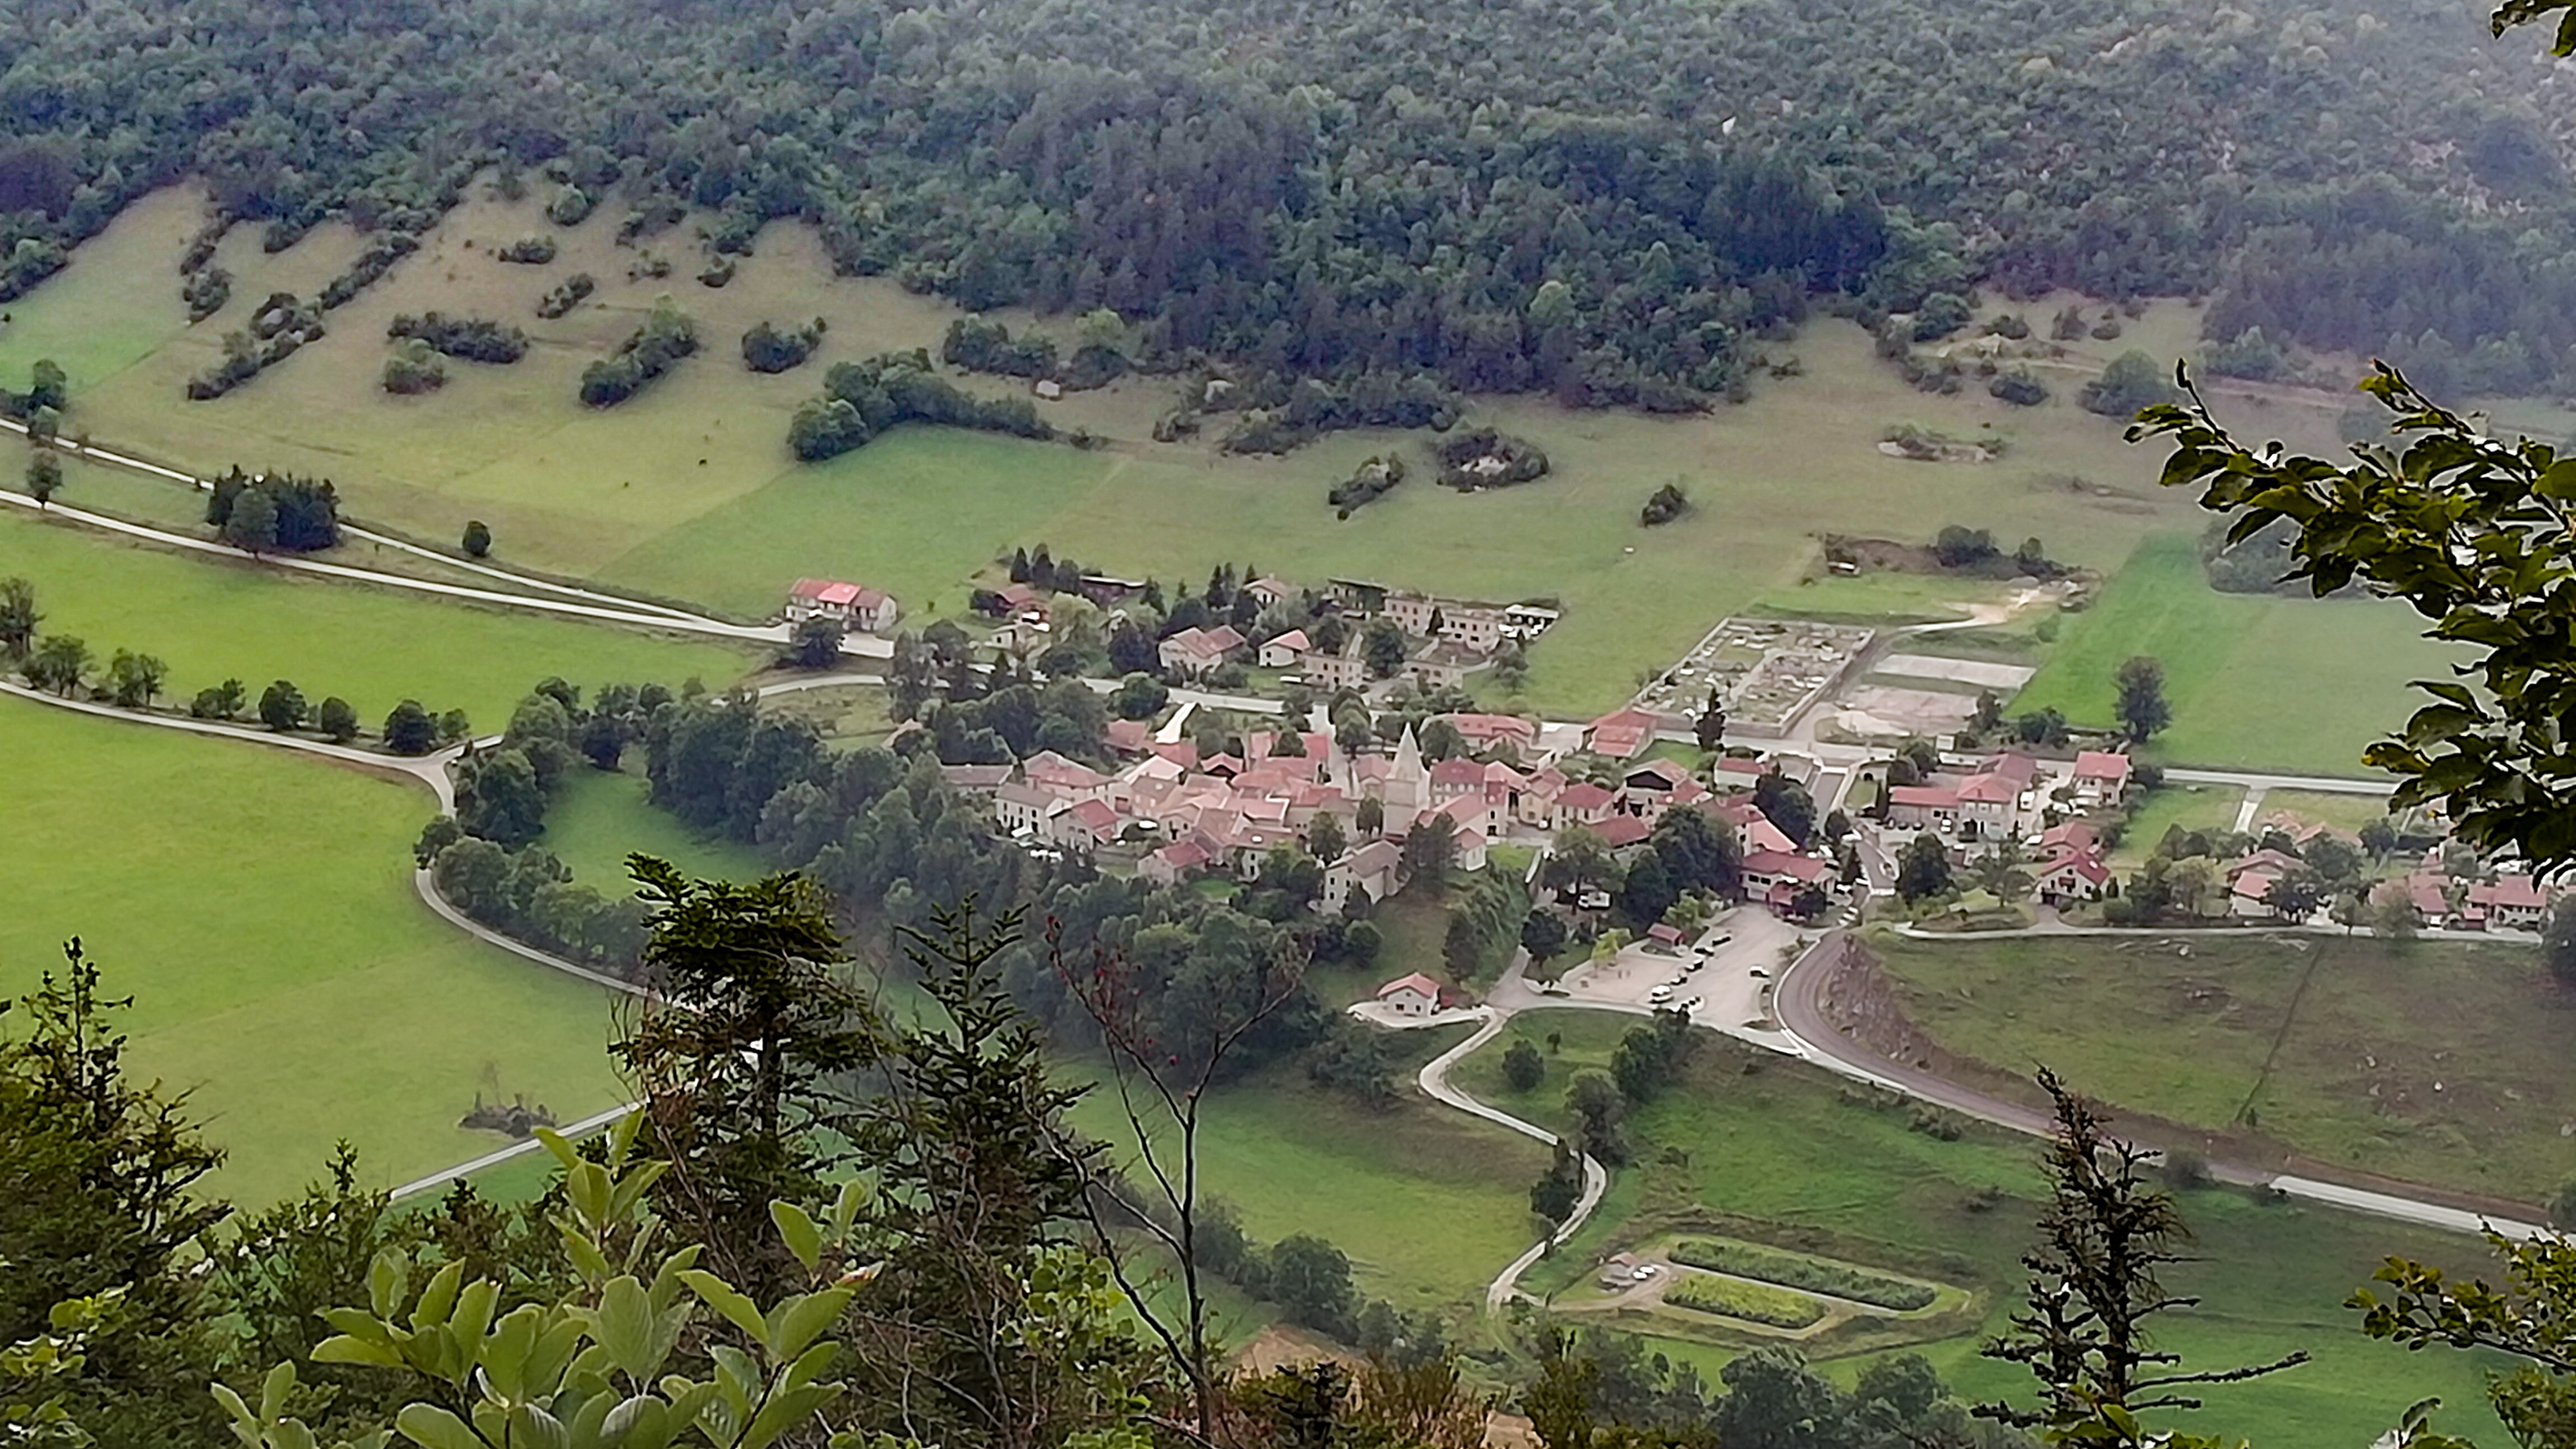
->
[389,311,529,363]
[579,299,698,406]
[1662,1272,1827,1328]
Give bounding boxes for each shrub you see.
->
[580,297,698,406]
[1327,454,1406,516]
[535,273,596,319]
[1988,369,2048,406]
[1639,482,1689,525]
[1668,1238,1937,1312]
[389,312,529,363]
[743,318,827,373]
[381,340,447,394]
[1662,1273,1827,1328]
[497,235,557,264]
[1433,427,1548,488]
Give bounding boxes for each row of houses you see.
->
[1885,749,2135,842]
[2371,868,2556,931]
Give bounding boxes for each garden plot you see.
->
[1872,653,2037,691]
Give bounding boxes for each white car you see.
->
[1648,985,1674,1003]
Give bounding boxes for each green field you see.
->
[1868,931,2576,1203]
[2010,534,2457,775]
[538,764,769,892]
[1452,1009,2512,1444]
[3,185,2384,719]
[2114,783,2249,863]
[1,507,761,726]
[1070,1022,1550,1319]
[2258,788,2398,834]
[0,697,627,1205]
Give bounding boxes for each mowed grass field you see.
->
[1,507,761,726]
[0,181,2400,721]
[1452,1010,2511,1446]
[0,698,628,1205]
[1868,931,2576,1203]
[539,764,767,891]
[1069,1022,1551,1319]
[2009,534,2456,776]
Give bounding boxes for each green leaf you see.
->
[411,1261,465,1331]
[368,1249,410,1320]
[593,1276,659,1385]
[394,1404,484,1449]
[311,1335,408,1369]
[680,1270,770,1350]
[260,1361,298,1422]
[765,1290,850,1364]
[770,1202,823,1273]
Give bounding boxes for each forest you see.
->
[0,0,2562,416]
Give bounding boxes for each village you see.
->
[771,557,2567,1033]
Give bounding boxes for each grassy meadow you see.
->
[2009,534,2454,776]
[0,696,628,1205]
[1868,931,2576,1203]
[1451,1009,2512,1445]
[1,506,761,726]
[2,180,2391,725]
[537,764,769,892]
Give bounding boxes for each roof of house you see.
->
[1338,840,1403,878]
[1889,785,1960,809]
[2074,749,2133,782]
[1587,707,1659,755]
[938,763,1014,791]
[1024,750,1109,791]
[1744,849,1832,882]
[1064,799,1121,833]
[1377,972,1445,1002]
[1595,815,1654,848]
[1746,816,1797,856]
[1154,839,1213,871]
[2227,848,2305,879]
[2474,874,2549,910]
[1430,757,1488,787]
[1247,576,1298,600]
[1955,773,2022,804]
[1624,759,1694,790]
[790,577,849,601]
[1981,752,2044,785]
[1647,924,1686,944]
[994,779,1058,811]
[2040,819,2101,852]
[995,583,1042,609]
[1265,628,1310,653]
[1560,782,1616,811]
[1104,719,1153,755]
[2038,850,2111,886]
[1203,624,1246,652]
[1715,755,1769,778]
[1441,712,1539,743]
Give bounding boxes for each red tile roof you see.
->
[1743,849,1832,882]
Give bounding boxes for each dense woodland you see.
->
[0,0,2565,413]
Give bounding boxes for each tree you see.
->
[1564,1072,1627,1165]
[2114,657,2171,743]
[1693,688,1727,752]
[1361,617,1408,677]
[1752,772,1816,847]
[1269,1235,1355,1336]
[459,519,490,557]
[301,698,356,745]
[1109,672,1168,720]
[101,650,164,710]
[2373,886,2423,942]
[254,680,304,731]
[1356,796,1385,839]
[455,747,545,846]
[1529,1139,1582,1223]
[437,708,472,744]
[1504,1038,1546,1092]
[24,634,87,695]
[615,859,873,1290]
[1896,834,1953,903]
[0,577,36,658]
[382,700,436,755]
[2263,869,2325,922]
[783,614,843,670]
[1,941,229,1446]
[2138,365,2576,869]
[2080,349,2175,418]
[1400,821,1458,891]
[1981,1070,2303,1437]
[1614,850,1677,928]
[2548,898,2576,987]
[190,678,245,719]
[220,484,277,555]
[1307,811,1347,864]
[1520,909,1569,967]
[26,450,58,506]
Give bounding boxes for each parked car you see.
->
[1648,985,1674,1002]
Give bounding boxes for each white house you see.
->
[1323,840,1402,912]
[787,578,899,634]
[1259,628,1310,669]
[1375,972,1444,1018]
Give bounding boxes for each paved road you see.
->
[1770,929,2547,1240]
[1403,1001,1611,1310]
[1,678,463,810]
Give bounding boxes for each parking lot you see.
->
[1544,906,1806,1031]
